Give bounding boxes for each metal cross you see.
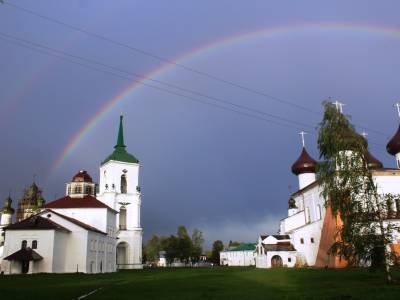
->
[394,102,400,119]
[333,100,345,113]
[299,131,307,147]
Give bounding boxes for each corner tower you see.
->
[97,115,143,269]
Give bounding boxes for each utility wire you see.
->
[0,1,327,116]
[0,34,390,155]
[2,1,389,138]
[0,31,390,151]
[0,35,311,132]
[0,31,315,130]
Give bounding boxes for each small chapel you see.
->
[256,106,400,268]
[0,116,143,274]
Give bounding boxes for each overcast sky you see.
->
[1,0,400,248]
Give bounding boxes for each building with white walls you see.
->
[256,111,400,268]
[220,243,256,266]
[0,116,143,274]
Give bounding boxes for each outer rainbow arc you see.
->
[51,22,400,172]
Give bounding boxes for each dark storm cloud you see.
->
[1,0,400,247]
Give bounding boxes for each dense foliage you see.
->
[143,226,204,265]
[317,101,399,283]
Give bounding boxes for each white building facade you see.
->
[256,118,400,268]
[220,243,256,266]
[0,116,143,274]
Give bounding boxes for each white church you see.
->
[256,106,400,268]
[0,116,143,274]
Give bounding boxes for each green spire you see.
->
[101,115,139,165]
[116,115,126,149]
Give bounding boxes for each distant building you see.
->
[0,116,143,274]
[158,251,167,267]
[16,182,45,222]
[220,243,256,266]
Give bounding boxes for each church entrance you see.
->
[116,242,129,269]
[21,260,29,274]
[271,255,283,268]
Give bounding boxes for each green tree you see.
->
[228,240,242,249]
[211,240,224,265]
[177,225,192,263]
[191,229,204,262]
[145,235,162,263]
[162,235,179,265]
[317,101,398,283]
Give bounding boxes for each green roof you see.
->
[101,116,139,165]
[230,243,256,251]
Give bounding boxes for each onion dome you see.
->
[386,126,400,156]
[1,196,15,215]
[291,147,317,175]
[101,115,139,165]
[365,151,383,170]
[72,170,93,183]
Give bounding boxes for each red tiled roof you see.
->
[263,243,296,252]
[4,248,43,261]
[5,215,70,232]
[43,209,107,235]
[43,195,116,212]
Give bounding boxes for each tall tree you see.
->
[162,235,179,265]
[177,225,192,263]
[191,229,204,262]
[317,101,398,283]
[145,235,162,263]
[211,240,224,265]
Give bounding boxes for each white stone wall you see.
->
[98,159,143,269]
[1,229,56,274]
[220,250,255,266]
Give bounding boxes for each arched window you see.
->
[74,185,82,194]
[119,206,127,230]
[85,186,92,195]
[21,240,27,249]
[316,204,322,220]
[121,175,127,194]
[32,240,38,249]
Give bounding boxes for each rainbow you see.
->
[51,22,400,171]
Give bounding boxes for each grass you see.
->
[0,267,400,300]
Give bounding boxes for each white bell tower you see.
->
[97,115,143,269]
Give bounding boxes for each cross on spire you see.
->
[394,102,400,119]
[332,100,345,113]
[299,131,307,148]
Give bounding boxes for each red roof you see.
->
[72,170,93,183]
[387,125,400,156]
[4,248,43,261]
[5,215,70,232]
[43,195,116,212]
[291,147,317,175]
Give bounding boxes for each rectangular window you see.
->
[311,238,314,243]
[300,238,304,244]
[288,257,292,262]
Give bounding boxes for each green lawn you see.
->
[1,267,400,300]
